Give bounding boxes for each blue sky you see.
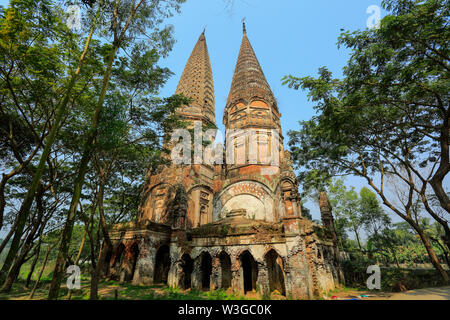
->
[13,1,447,230]
[157,0,387,221]
[0,0,389,225]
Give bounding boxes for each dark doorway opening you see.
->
[179,254,193,289]
[154,245,171,284]
[129,242,139,281]
[265,249,286,296]
[240,251,258,293]
[103,249,112,276]
[200,252,212,291]
[112,243,125,279]
[219,251,231,289]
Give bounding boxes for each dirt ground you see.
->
[326,286,450,300]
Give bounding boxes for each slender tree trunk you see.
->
[1,183,45,292]
[47,0,146,300]
[430,236,450,270]
[29,241,58,299]
[90,242,112,300]
[67,229,86,300]
[0,219,16,256]
[89,167,114,300]
[430,110,450,214]
[0,6,101,285]
[354,229,363,253]
[48,44,119,300]
[26,240,42,288]
[415,227,449,283]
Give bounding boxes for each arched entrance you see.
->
[219,251,231,289]
[129,243,139,281]
[112,243,125,278]
[179,254,193,289]
[265,249,286,296]
[200,252,212,291]
[154,245,171,284]
[239,251,258,293]
[103,249,113,276]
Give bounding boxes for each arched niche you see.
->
[213,180,275,222]
[264,249,286,296]
[142,183,174,224]
[154,245,171,284]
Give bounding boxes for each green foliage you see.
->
[284,0,449,215]
[300,203,312,220]
[284,0,450,279]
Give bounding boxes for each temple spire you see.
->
[226,24,275,107]
[175,31,215,124]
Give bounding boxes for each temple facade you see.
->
[105,25,343,299]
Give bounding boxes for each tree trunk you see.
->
[90,242,112,300]
[26,240,42,288]
[0,6,101,285]
[1,183,45,292]
[429,110,450,214]
[29,241,58,299]
[416,227,449,283]
[48,42,119,300]
[353,227,363,253]
[0,219,17,256]
[89,169,113,300]
[67,229,86,300]
[47,0,146,299]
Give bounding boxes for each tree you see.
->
[300,203,312,220]
[47,0,186,300]
[359,187,391,237]
[283,0,449,282]
[0,0,102,286]
[327,178,363,252]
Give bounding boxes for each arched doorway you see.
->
[219,251,231,289]
[112,243,125,278]
[200,252,212,291]
[103,249,112,276]
[179,254,193,289]
[154,245,171,284]
[265,249,286,296]
[129,242,139,282]
[239,251,258,293]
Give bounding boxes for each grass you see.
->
[0,276,253,300]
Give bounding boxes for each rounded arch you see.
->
[129,242,140,282]
[249,99,270,109]
[143,182,176,223]
[218,251,232,289]
[213,180,275,222]
[264,249,286,296]
[199,251,213,291]
[112,243,125,270]
[154,244,171,284]
[186,184,213,195]
[187,184,213,227]
[179,253,194,290]
[238,250,258,293]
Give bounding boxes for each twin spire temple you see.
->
[175,23,276,126]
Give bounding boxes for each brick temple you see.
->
[105,24,343,299]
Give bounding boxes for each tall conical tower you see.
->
[139,31,216,229]
[223,22,283,169]
[175,31,216,126]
